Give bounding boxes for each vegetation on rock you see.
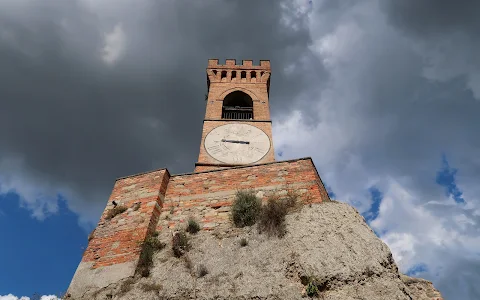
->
[186,218,201,234]
[137,232,166,277]
[197,264,209,278]
[105,205,127,220]
[231,190,262,227]
[239,237,248,247]
[172,230,190,258]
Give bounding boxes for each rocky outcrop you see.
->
[73,201,443,300]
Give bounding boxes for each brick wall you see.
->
[205,59,271,121]
[82,169,170,269]
[68,158,329,296]
[197,59,274,171]
[158,158,329,233]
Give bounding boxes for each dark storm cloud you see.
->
[0,0,325,222]
[380,0,480,37]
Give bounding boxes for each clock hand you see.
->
[221,139,250,144]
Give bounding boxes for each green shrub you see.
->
[137,233,166,277]
[231,190,262,227]
[186,218,201,234]
[172,231,190,258]
[306,281,319,297]
[105,205,127,220]
[258,197,288,237]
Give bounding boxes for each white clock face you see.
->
[204,123,271,164]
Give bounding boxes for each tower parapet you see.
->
[207,59,271,84]
[208,58,271,69]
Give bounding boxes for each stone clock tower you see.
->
[66,59,331,299]
[195,59,275,172]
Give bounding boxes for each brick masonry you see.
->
[158,158,329,232]
[67,60,330,298]
[81,169,170,268]
[197,59,273,171]
[82,158,328,269]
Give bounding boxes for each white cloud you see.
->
[0,295,60,300]
[0,295,29,300]
[0,156,59,220]
[276,0,480,298]
[101,23,126,65]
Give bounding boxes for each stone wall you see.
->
[67,158,329,298]
[158,158,329,233]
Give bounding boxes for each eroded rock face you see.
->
[75,202,443,300]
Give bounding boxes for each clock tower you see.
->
[195,59,275,172]
[67,58,331,298]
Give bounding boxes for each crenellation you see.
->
[207,58,271,70]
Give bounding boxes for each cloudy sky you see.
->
[0,0,479,299]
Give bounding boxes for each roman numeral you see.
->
[207,145,223,154]
[254,147,264,153]
[249,146,264,153]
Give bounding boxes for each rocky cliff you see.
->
[72,201,443,300]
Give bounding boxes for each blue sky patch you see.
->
[326,185,336,199]
[436,154,465,204]
[362,186,383,224]
[0,191,87,297]
[406,263,428,276]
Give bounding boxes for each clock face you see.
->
[204,123,271,164]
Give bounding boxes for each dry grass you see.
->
[258,197,288,237]
[137,233,166,277]
[258,191,299,238]
[140,282,163,293]
[197,264,209,278]
[172,230,190,258]
[117,277,135,297]
[239,238,248,247]
[186,218,201,234]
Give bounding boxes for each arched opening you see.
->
[222,91,253,119]
[221,71,227,79]
[251,71,256,78]
[241,71,246,79]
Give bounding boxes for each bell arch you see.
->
[222,91,253,120]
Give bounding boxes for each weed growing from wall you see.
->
[105,205,127,220]
[231,190,262,227]
[186,218,201,234]
[137,232,166,277]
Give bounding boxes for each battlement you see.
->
[208,59,271,70]
[206,59,271,84]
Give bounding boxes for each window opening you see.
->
[222,91,253,120]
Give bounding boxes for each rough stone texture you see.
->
[73,202,443,300]
[401,274,444,300]
[67,261,137,299]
